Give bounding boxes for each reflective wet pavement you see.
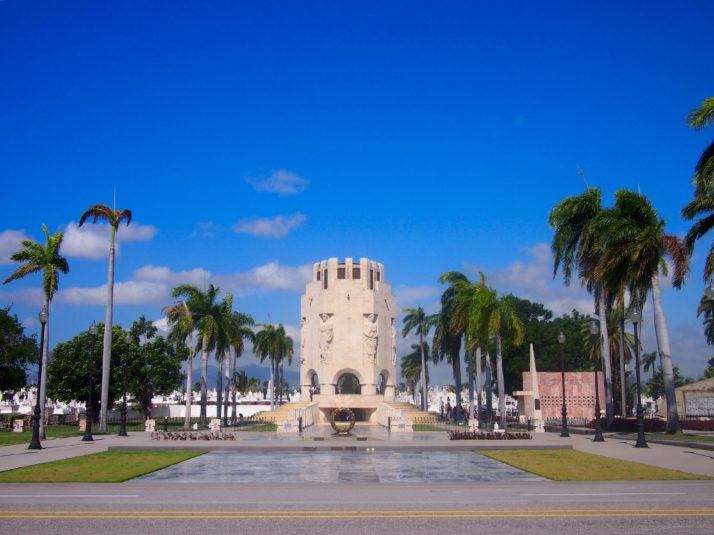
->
[137,450,543,483]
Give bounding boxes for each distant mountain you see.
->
[190,363,299,389]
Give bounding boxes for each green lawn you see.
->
[412,424,446,432]
[645,432,714,443]
[0,425,85,446]
[239,422,277,432]
[479,449,712,481]
[0,450,205,483]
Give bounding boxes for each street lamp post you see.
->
[558,332,569,437]
[119,333,131,437]
[631,306,648,448]
[590,321,605,442]
[82,321,97,442]
[28,306,48,450]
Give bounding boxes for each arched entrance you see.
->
[335,373,361,395]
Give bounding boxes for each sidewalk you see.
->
[1,427,713,478]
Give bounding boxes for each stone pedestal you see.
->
[144,419,155,432]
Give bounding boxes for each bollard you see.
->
[163,416,169,432]
[298,416,303,434]
[527,417,531,432]
[387,416,391,433]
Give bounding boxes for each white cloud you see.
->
[0,229,31,265]
[221,262,313,293]
[394,285,439,305]
[233,213,307,239]
[61,221,158,259]
[152,317,170,336]
[133,265,211,288]
[54,262,312,307]
[0,288,44,307]
[190,221,221,239]
[246,169,309,196]
[59,280,168,306]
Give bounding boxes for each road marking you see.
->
[1,509,713,520]
[0,495,139,499]
[520,492,688,497]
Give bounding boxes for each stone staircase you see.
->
[251,401,312,423]
[382,402,439,424]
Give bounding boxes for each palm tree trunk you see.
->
[452,351,462,409]
[39,295,50,439]
[496,336,507,429]
[475,347,483,425]
[269,357,275,411]
[223,349,230,424]
[597,293,614,427]
[99,226,117,433]
[651,275,681,434]
[216,355,223,423]
[466,350,475,420]
[618,313,627,417]
[200,346,208,427]
[183,340,193,430]
[485,352,493,428]
[231,351,237,424]
[418,333,427,411]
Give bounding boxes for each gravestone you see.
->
[144,419,155,432]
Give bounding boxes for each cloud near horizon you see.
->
[54,261,312,306]
[61,221,158,259]
[0,229,32,265]
[233,213,307,239]
[245,169,309,196]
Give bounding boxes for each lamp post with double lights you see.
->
[82,321,97,442]
[558,331,569,437]
[589,320,605,442]
[630,306,648,448]
[28,306,48,450]
[118,333,131,437]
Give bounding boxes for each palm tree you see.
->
[163,300,195,430]
[171,283,222,427]
[682,96,714,281]
[642,351,658,385]
[3,224,69,437]
[226,312,255,424]
[595,190,688,434]
[696,295,714,345]
[401,307,438,410]
[254,324,293,410]
[79,203,132,431]
[401,342,430,404]
[477,289,525,429]
[234,370,259,397]
[550,187,615,427]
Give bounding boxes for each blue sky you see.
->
[1,1,713,385]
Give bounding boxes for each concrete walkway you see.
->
[1,426,713,477]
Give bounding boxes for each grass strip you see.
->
[0,425,86,446]
[0,450,205,483]
[479,449,712,481]
[412,424,445,432]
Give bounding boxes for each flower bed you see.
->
[151,431,236,441]
[448,431,532,440]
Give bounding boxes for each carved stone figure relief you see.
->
[363,313,378,363]
[300,316,306,365]
[319,313,333,364]
[391,317,397,365]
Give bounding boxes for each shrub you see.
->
[151,431,235,441]
[448,431,532,440]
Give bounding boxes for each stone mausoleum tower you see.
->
[300,258,397,423]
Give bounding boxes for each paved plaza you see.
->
[138,449,544,483]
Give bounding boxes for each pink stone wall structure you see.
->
[522,372,606,420]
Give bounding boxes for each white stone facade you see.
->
[300,258,397,422]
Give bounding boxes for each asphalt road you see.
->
[1,480,713,534]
